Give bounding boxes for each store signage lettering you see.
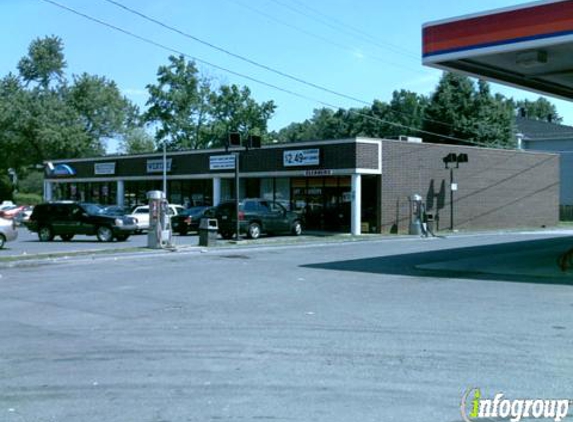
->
[283,149,320,167]
[147,158,172,173]
[210,155,235,170]
[94,162,116,175]
[305,169,333,177]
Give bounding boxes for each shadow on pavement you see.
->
[302,236,573,285]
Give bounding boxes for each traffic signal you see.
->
[228,132,241,148]
[249,135,261,149]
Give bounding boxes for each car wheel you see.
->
[291,220,302,236]
[96,226,114,242]
[115,234,129,242]
[220,231,234,240]
[0,234,5,249]
[247,222,261,239]
[38,226,54,242]
[61,234,74,242]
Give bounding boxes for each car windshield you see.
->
[82,203,105,216]
[184,206,207,216]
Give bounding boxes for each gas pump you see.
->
[147,190,173,249]
[409,194,434,237]
[409,194,424,236]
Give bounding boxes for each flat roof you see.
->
[423,0,573,100]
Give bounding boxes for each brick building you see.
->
[44,137,559,234]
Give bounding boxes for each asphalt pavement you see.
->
[0,228,200,257]
[0,232,572,421]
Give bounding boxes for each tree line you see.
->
[0,36,563,198]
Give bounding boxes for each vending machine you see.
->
[147,190,173,249]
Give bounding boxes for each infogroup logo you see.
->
[461,388,571,422]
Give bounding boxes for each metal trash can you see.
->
[199,218,218,247]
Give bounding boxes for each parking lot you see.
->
[1,230,573,421]
[0,227,200,257]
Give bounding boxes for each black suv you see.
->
[214,199,302,239]
[26,202,137,242]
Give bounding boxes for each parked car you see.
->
[102,205,131,217]
[26,202,137,242]
[0,201,15,211]
[126,204,185,232]
[14,205,34,226]
[171,206,214,235]
[213,199,302,240]
[0,205,25,219]
[0,217,18,249]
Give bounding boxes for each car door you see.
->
[74,204,97,235]
[254,201,272,232]
[269,201,290,233]
[50,205,70,236]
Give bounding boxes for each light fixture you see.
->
[516,50,548,68]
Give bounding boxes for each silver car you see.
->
[0,217,18,249]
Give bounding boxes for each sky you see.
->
[2,0,573,152]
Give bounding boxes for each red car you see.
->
[0,205,25,219]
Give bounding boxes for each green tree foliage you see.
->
[514,97,562,123]
[145,55,276,150]
[67,73,139,142]
[275,91,427,142]
[210,85,276,147]
[145,56,212,150]
[17,35,66,89]
[0,36,142,183]
[424,73,515,147]
[119,127,156,155]
[423,72,477,144]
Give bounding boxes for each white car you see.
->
[127,204,185,231]
[0,217,18,248]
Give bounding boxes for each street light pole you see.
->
[162,141,167,198]
[450,166,455,231]
[443,152,468,232]
[235,152,240,241]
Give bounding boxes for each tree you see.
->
[515,97,562,123]
[119,127,156,154]
[145,55,213,150]
[471,80,515,148]
[207,84,276,147]
[145,55,276,149]
[0,36,142,181]
[17,35,66,89]
[423,72,477,145]
[67,73,139,144]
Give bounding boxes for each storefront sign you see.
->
[147,158,172,173]
[305,169,332,177]
[283,149,320,167]
[51,164,76,177]
[210,155,235,170]
[94,162,116,175]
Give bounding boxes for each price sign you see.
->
[283,149,319,167]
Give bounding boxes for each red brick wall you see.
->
[378,140,559,233]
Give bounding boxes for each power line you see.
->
[101,0,371,107]
[100,0,463,134]
[41,0,489,147]
[269,0,420,61]
[223,0,430,76]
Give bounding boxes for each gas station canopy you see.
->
[423,0,573,99]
